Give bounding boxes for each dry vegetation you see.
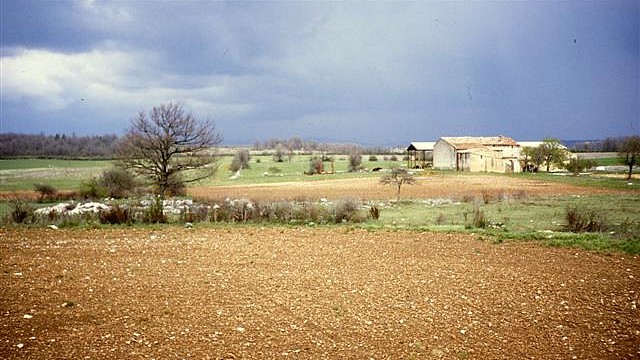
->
[189,174,620,202]
[1,227,638,359]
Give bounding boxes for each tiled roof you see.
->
[440,136,518,149]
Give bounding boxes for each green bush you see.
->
[564,158,597,175]
[80,178,108,200]
[368,155,378,162]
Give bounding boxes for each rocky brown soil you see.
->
[1,227,638,359]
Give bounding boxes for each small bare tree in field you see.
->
[116,102,222,200]
[380,168,416,202]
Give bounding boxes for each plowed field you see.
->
[189,175,618,201]
[1,227,638,359]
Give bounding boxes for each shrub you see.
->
[464,204,488,229]
[230,149,251,172]
[273,144,287,162]
[334,199,362,223]
[348,152,363,172]
[390,155,398,161]
[564,158,597,176]
[34,184,57,202]
[99,204,132,225]
[9,199,33,223]
[564,206,607,233]
[307,157,324,175]
[436,213,447,225]
[180,206,208,223]
[229,156,242,172]
[368,155,378,162]
[143,197,166,223]
[268,166,282,174]
[100,168,137,198]
[80,178,107,200]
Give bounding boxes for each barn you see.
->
[406,141,435,169]
[433,136,522,173]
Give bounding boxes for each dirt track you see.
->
[1,227,638,359]
[189,175,620,201]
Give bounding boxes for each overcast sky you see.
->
[1,1,638,145]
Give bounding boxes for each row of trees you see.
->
[254,137,401,156]
[570,137,638,152]
[0,133,118,158]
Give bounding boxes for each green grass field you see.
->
[0,159,112,191]
[199,155,402,186]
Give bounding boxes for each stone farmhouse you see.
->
[432,136,522,173]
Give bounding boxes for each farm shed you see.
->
[433,136,522,173]
[406,142,435,168]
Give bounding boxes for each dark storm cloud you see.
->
[1,0,638,144]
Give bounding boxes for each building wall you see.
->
[433,139,522,173]
[433,140,456,170]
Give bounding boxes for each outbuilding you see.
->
[406,141,435,169]
[433,136,521,173]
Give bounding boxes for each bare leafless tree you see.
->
[116,102,222,199]
[380,168,416,202]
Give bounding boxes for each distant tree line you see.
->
[253,137,401,155]
[570,137,636,152]
[0,133,119,158]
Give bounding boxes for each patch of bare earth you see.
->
[189,174,622,202]
[1,228,638,359]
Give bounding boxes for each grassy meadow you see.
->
[0,155,638,253]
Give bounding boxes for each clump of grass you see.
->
[564,206,607,233]
[436,213,447,225]
[464,203,488,229]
